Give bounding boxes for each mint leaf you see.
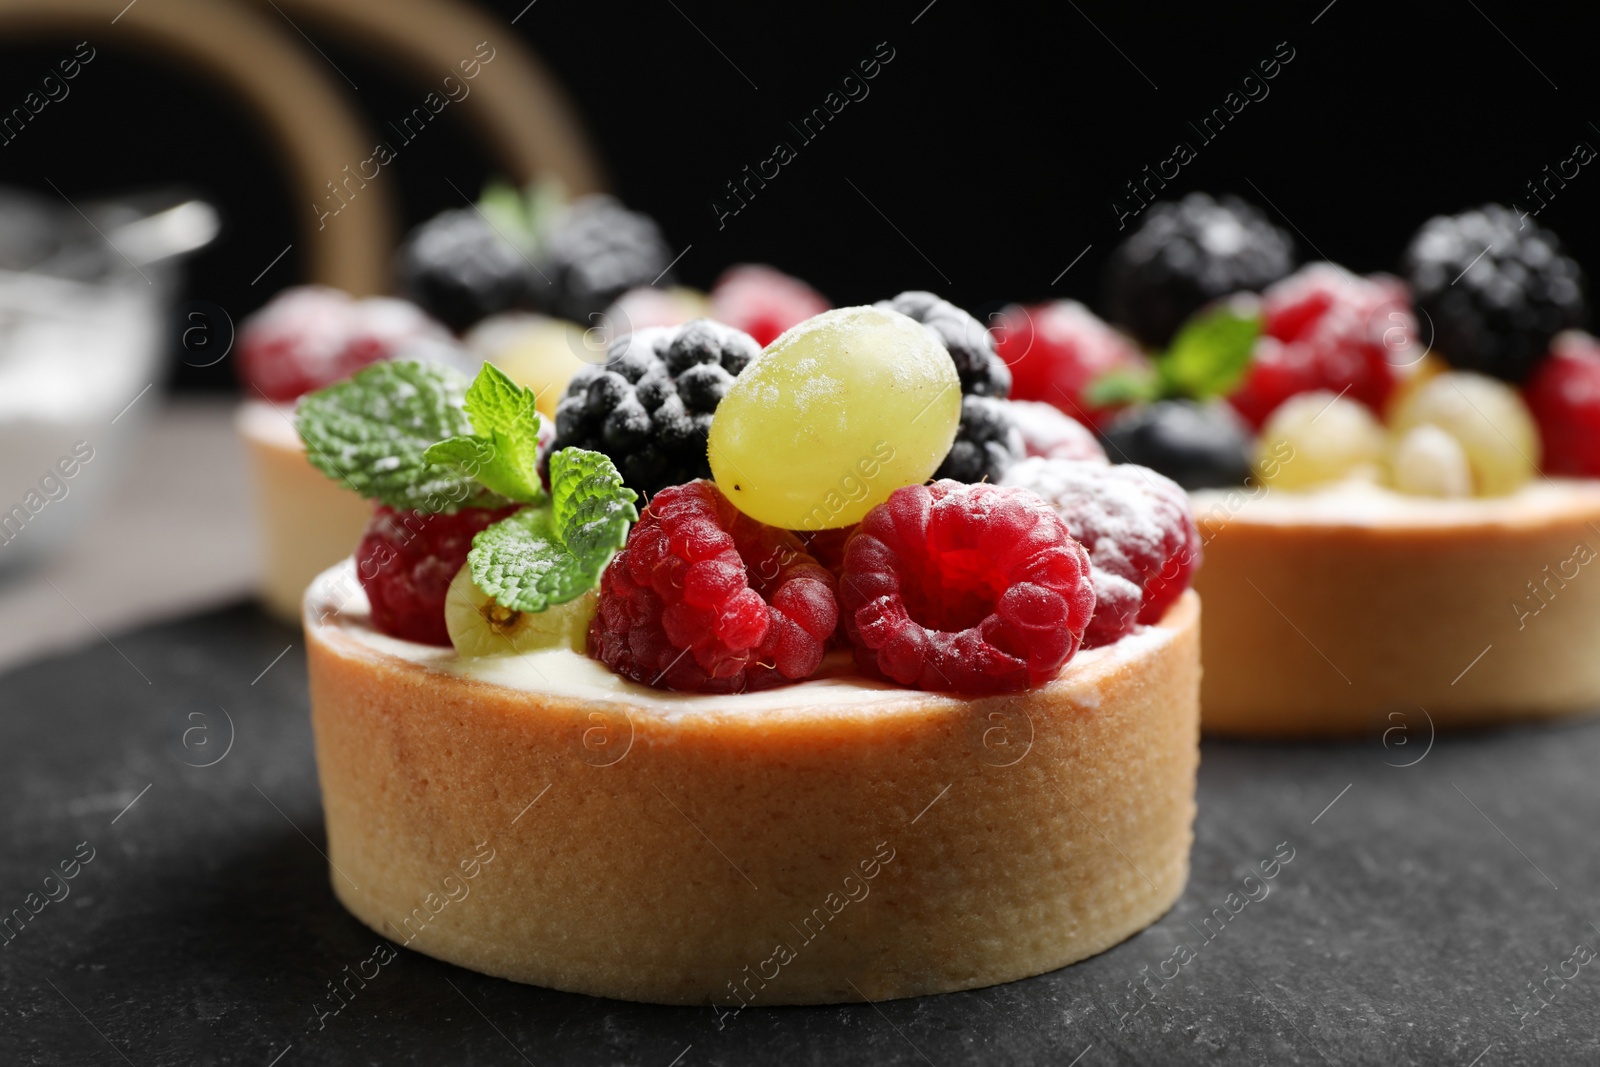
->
[478,178,535,250]
[1157,298,1263,400]
[296,361,495,512]
[423,362,544,503]
[1084,367,1161,408]
[468,447,638,613]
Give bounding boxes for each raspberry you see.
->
[588,481,838,692]
[1228,264,1410,428]
[710,264,830,346]
[1008,399,1108,463]
[1103,193,1295,348]
[839,481,1095,695]
[799,526,855,578]
[1002,457,1200,645]
[550,320,761,496]
[534,195,676,324]
[356,504,519,646]
[1403,204,1587,383]
[398,208,536,333]
[1524,331,1600,477]
[995,300,1150,429]
[237,286,450,403]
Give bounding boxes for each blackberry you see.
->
[934,395,1024,483]
[878,292,1018,483]
[1103,193,1295,348]
[535,195,676,324]
[877,290,1011,397]
[549,319,760,497]
[397,208,536,333]
[1402,204,1587,383]
[1099,399,1253,489]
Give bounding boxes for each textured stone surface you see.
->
[1,603,1597,1065]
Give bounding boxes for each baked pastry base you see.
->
[304,564,1201,1005]
[1192,479,1600,737]
[237,401,372,623]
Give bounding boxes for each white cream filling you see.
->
[307,560,1178,718]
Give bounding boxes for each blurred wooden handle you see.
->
[0,0,397,295]
[258,0,608,195]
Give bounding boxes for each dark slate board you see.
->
[2,603,1598,1066]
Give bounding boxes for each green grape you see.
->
[708,306,961,530]
[445,564,597,657]
[1390,371,1540,496]
[1389,424,1473,498]
[1256,391,1386,490]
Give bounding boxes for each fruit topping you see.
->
[534,195,676,324]
[464,312,588,419]
[995,300,1151,428]
[1228,263,1411,428]
[1402,204,1587,383]
[1007,399,1108,463]
[710,264,830,347]
[300,361,638,648]
[398,208,537,333]
[1098,399,1254,489]
[356,503,519,646]
[589,480,839,692]
[1102,193,1295,348]
[935,395,1025,484]
[1524,331,1600,477]
[1389,424,1473,498]
[877,290,1011,398]
[1001,458,1199,646]
[446,566,598,656]
[1254,391,1386,491]
[237,286,450,403]
[708,306,961,529]
[1389,370,1540,496]
[552,320,762,498]
[838,480,1095,694]
[878,291,1021,484]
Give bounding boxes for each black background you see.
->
[0,0,1595,391]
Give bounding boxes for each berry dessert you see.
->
[1081,197,1600,736]
[234,286,460,620]
[1102,192,1294,348]
[238,184,689,622]
[297,298,1202,1004]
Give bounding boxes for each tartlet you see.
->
[304,562,1200,1004]
[237,400,372,622]
[1192,479,1600,737]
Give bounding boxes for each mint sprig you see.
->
[1085,297,1263,405]
[1158,297,1263,399]
[423,362,545,504]
[467,448,638,613]
[296,361,497,512]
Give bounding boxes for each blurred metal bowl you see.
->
[0,187,217,569]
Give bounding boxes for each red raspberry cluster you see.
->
[995,300,1150,429]
[1526,332,1600,477]
[1002,458,1199,647]
[588,481,839,692]
[837,481,1097,695]
[238,286,450,403]
[709,264,830,347]
[1229,264,1414,429]
[355,504,518,646]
